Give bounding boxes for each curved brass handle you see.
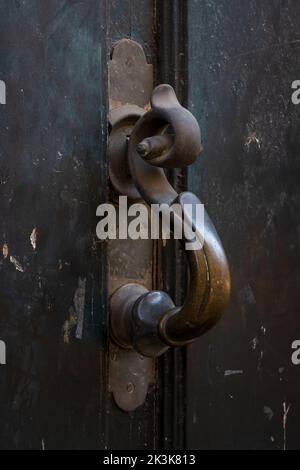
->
[110,85,230,357]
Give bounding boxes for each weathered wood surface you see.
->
[1,0,296,451]
[0,0,158,450]
[0,0,108,450]
[187,0,300,450]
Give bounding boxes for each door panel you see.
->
[0,0,108,450]
[0,0,165,450]
[1,0,297,451]
[186,0,300,450]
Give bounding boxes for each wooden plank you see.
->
[186,0,300,450]
[0,0,107,449]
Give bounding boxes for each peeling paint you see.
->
[245,131,261,151]
[9,256,25,272]
[63,307,77,344]
[283,402,291,451]
[279,367,285,382]
[30,228,37,250]
[224,370,243,377]
[62,277,86,344]
[250,337,259,350]
[2,243,8,259]
[261,326,266,336]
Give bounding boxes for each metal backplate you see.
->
[108,39,155,412]
[109,39,153,110]
[109,345,154,413]
[108,39,153,200]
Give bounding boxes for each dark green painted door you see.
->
[0,0,165,450]
[186,0,300,450]
[1,0,299,451]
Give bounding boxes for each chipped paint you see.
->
[250,337,259,350]
[9,256,25,273]
[63,307,78,344]
[283,402,291,451]
[279,367,285,382]
[245,131,261,151]
[30,228,37,250]
[2,243,8,259]
[62,277,86,343]
[224,370,243,377]
[2,245,25,272]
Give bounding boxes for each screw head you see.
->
[126,382,135,394]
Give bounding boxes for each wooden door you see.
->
[1,0,298,452]
[0,0,182,450]
[185,0,300,450]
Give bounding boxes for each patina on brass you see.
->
[110,83,231,355]
[108,39,155,411]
